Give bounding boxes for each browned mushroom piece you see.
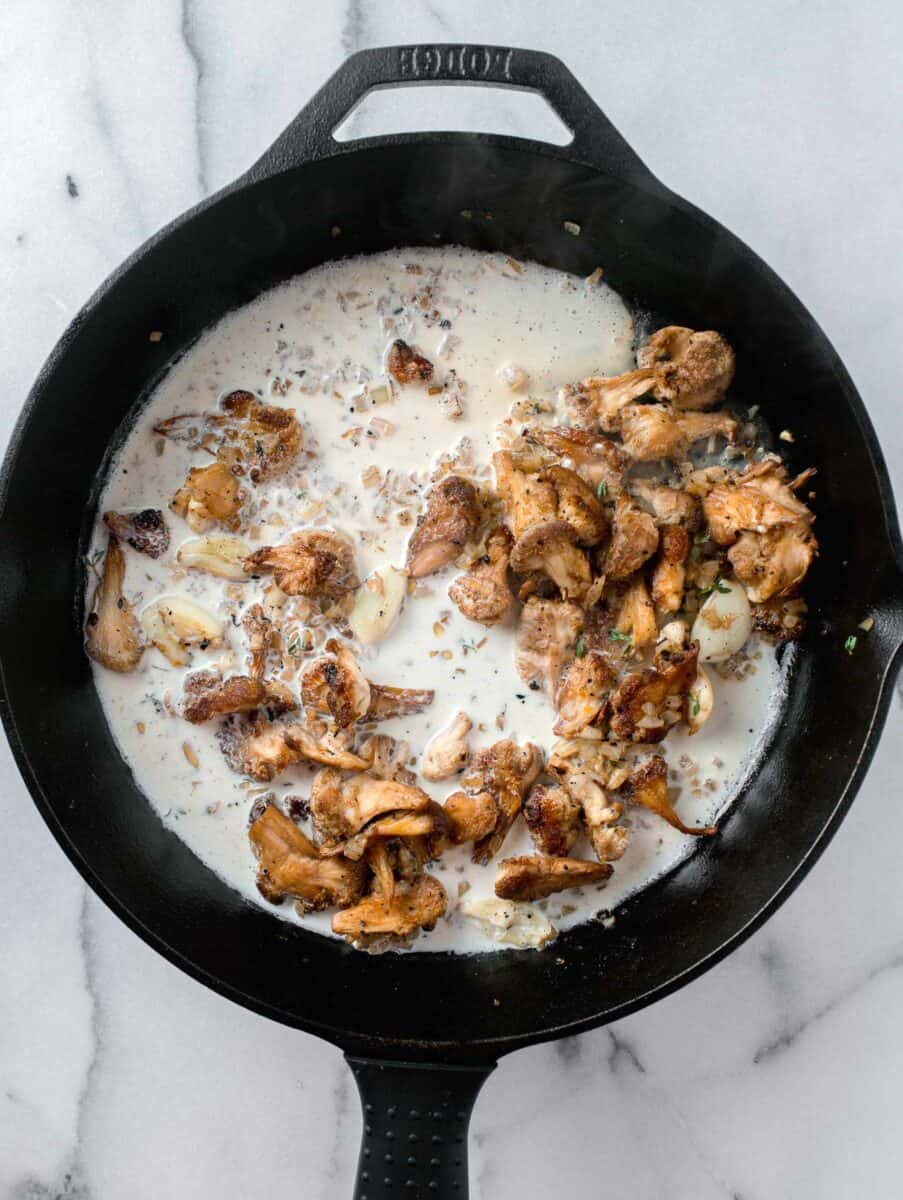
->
[494,855,613,901]
[84,535,145,673]
[443,790,499,845]
[420,711,472,781]
[248,802,367,910]
[335,805,449,862]
[650,524,690,614]
[448,525,514,626]
[215,390,303,482]
[515,596,584,694]
[218,718,370,781]
[526,426,627,495]
[702,458,817,602]
[244,528,358,599]
[365,683,436,721]
[332,873,448,945]
[619,404,737,462]
[242,602,279,680]
[561,368,659,431]
[636,326,735,410]
[538,465,608,545]
[493,449,557,534]
[581,787,630,864]
[181,670,297,724]
[386,338,434,384]
[405,475,480,577]
[358,734,416,783]
[155,391,302,483]
[310,768,431,849]
[509,520,592,601]
[553,650,617,738]
[301,639,371,728]
[523,784,583,857]
[171,461,245,532]
[729,527,817,603]
[462,740,544,865]
[751,598,808,643]
[630,480,700,528]
[627,756,717,836]
[609,643,700,743]
[604,494,660,581]
[614,577,658,653]
[103,509,170,558]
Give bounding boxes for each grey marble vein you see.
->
[754,946,903,1065]
[11,890,98,1200]
[85,86,148,240]
[180,0,209,197]
[606,1028,646,1075]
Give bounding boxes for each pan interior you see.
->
[0,141,894,1056]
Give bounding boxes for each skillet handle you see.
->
[346,1054,495,1199]
[246,43,652,183]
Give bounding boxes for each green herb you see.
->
[844,635,857,655]
[596,480,608,500]
[689,692,701,718]
[574,636,587,658]
[699,578,731,599]
[609,629,632,645]
[693,531,710,544]
[287,636,301,656]
[690,545,702,562]
[461,639,478,654]
[296,491,307,500]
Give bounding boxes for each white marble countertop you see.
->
[2,3,901,1197]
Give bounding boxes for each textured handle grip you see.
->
[347,1055,495,1199]
[245,43,652,183]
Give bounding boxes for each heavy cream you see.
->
[88,247,792,952]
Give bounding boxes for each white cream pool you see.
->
[88,246,792,952]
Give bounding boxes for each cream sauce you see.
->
[88,247,791,952]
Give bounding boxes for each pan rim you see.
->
[2,135,901,1058]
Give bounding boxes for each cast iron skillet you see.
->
[2,45,901,1199]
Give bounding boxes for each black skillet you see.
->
[1,45,901,1199]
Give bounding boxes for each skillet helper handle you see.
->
[247,43,652,183]
[346,1055,495,1199]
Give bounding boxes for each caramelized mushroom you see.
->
[406,475,480,578]
[495,855,612,901]
[171,461,244,532]
[609,644,700,743]
[627,756,716,836]
[553,651,616,738]
[604,495,659,581]
[461,740,544,864]
[244,529,358,599]
[386,339,434,384]
[84,535,144,673]
[448,526,514,626]
[310,769,431,848]
[636,326,735,410]
[523,784,583,857]
[249,803,366,910]
[103,509,169,558]
[332,873,448,945]
[182,671,296,724]
[443,790,499,845]
[420,711,472,781]
[515,597,584,694]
